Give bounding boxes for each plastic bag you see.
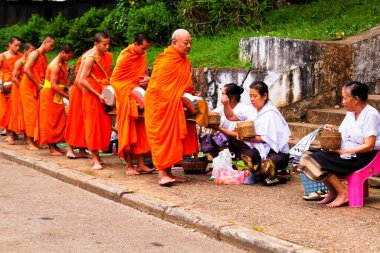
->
[210,149,235,180]
[214,168,248,185]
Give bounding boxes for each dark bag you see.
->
[200,133,216,153]
[212,132,229,148]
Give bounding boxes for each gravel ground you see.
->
[1,138,380,253]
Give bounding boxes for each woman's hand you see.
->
[221,94,229,105]
[323,124,334,131]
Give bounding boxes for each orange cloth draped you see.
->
[144,45,198,170]
[110,45,150,157]
[8,64,25,133]
[20,51,47,137]
[34,63,68,145]
[0,52,23,129]
[65,57,86,148]
[82,52,112,151]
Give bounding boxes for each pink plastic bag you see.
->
[214,168,248,185]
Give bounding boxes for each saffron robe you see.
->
[34,63,68,145]
[8,59,26,133]
[64,56,87,148]
[82,52,112,151]
[144,45,197,170]
[20,51,47,137]
[0,52,23,129]
[110,45,150,157]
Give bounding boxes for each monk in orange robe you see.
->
[145,29,198,186]
[34,44,74,155]
[65,48,95,159]
[110,32,154,175]
[0,36,23,143]
[78,32,112,170]
[20,36,55,150]
[8,42,35,144]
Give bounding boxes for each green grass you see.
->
[50,0,380,69]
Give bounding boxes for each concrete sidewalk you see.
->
[1,137,379,252]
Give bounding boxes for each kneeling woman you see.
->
[222,81,291,183]
[299,81,380,207]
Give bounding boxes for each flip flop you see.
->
[303,191,324,201]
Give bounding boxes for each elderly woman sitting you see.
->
[299,81,380,207]
[222,81,291,184]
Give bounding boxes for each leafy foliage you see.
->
[43,12,72,47]
[18,14,48,45]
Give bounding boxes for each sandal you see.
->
[302,190,327,201]
[261,159,277,180]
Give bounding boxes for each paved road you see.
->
[0,158,245,253]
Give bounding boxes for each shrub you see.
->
[126,1,175,45]
[101,7,129,46]
[0,24,23,51]
[65,7,110,53]
[18,14,48,45]
[43,12,72,47]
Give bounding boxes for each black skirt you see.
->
[308,149,378,175]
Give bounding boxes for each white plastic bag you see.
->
[210,149,235,180]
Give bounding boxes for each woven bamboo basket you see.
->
[237,121,255,138]
[208,111,221,126]
[320,131,341,150]
[181,156,208,174]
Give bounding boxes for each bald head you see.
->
[171,29,192,57]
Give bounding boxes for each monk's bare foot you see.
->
[326,193,349,208]
[100,159,105,165]
[50,150,64,156]
[126,167,140,176]
[36,144,48,149]
[76,150,91,159]
[1,129,6,136]
[66,150,76,159]
[7,136,15,145]
[159,176,176,186]
[171,177,187,183]
[26,144,39,151]
[136,164,155,174]
[317,192,337,204]
[92,163,103,170]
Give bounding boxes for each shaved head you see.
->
[43,35,55,43]
[171,29,192,57]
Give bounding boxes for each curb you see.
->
[0,149,321,253]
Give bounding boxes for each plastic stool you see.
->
[343,151,380,207]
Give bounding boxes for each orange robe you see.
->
[8,62,25,133]
[64,56,86,148]
[20,51,47,137]
[144,45,198,170]
[82,52,112,151]
[0,52,23,129]
[34,63,68,145]
[110,45,150,158]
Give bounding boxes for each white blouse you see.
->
[213,102,246,131]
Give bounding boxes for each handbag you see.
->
[212,132,229,148]
[199,133,216,153]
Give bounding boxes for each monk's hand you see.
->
[98,94,106,104]
[138,76,150,88]
[221,94,229,105]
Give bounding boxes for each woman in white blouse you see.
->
[299,81,380,207]
[222,81,291,184]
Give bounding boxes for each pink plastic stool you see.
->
[343,151,380,207]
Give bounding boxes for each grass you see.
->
[50,0,380,69]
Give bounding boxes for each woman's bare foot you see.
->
[317,192,337,204]
[125,167,140,176]
[159,176,176,186]
[326,193,349,207]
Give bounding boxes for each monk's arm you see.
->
[50,65,69,99]
[24,51,41,89]
[78,58,106,104]
[12,60,23,87]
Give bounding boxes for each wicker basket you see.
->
[320,130,341,150]
[181,156,208,174]
[237,121,255,138]
[208,111,221,126]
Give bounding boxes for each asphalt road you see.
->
[0,158,245,253]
